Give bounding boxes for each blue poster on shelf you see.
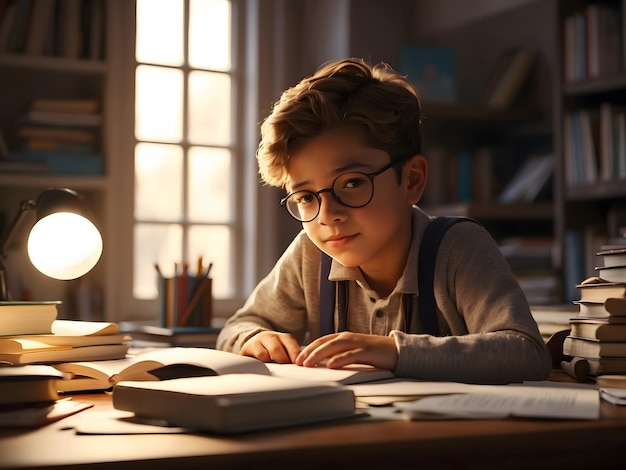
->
[399,46,457,104]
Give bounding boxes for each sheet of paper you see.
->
[347,378,479,398]
[395,383,600,420]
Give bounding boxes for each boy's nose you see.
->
[316,192,345,224]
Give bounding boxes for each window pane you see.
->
[188,225,232,298]
[136,65,183,142]
[135,143,183,220]
[188,71,231,146]
[134,223,183,299]
[136,0,184,66]
[189,0,231,71]
[188,147,231,222]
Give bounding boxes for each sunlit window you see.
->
[134,0,234,300]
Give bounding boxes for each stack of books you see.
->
[561,245,626,380]
[4,98,104,175]
[0,364,93,428]
[0,301,129,392]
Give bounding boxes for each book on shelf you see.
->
[21,109,102,127]
[0,301,61,336]
[575,277,626,303]
[52,346,394,393]
[563,335,626,359]
[29,98,101,115]
[584,2,622,79]
[112,374,357,434]
[483,48,536,109]
[497,153,554,204]
[0,365,64,406]
[22,0,56,56]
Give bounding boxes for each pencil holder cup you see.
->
[158,275,213,328]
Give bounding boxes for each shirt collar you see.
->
[328,206,432,296]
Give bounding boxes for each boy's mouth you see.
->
[325,234,357,247]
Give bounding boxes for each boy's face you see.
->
[286,130,423,278]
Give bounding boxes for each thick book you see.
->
[0,301,60,336]
[0,320,127,353]
[595,265,626,283]
[563,335,626,359]
[574,297,626,318]
[569,319,626,341]
[0,344,129,366]
[595,374,626,390]
[53,347,394,392]
[596,247,626,267]
[575,277,626,303]
[112,374,356,434]
[0,365,64,406]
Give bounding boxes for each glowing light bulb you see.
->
[27,212,103,280]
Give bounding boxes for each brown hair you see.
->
[257,57,422,187]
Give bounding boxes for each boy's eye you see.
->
[341,174,367,190]
[295,192,316,205]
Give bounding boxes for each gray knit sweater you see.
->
[217,207,552,384]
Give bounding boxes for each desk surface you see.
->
[2,372,626,470]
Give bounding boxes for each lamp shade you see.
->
[26,189,103,280]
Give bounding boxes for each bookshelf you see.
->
[409,0,626,304]
[557,0,626,301]
[410,0,561,305]
[0,0,116,319]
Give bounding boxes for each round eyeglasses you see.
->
[280,159,401,223]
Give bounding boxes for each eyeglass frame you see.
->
[279,157,405,223]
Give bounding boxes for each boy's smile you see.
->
[286,130,424,297]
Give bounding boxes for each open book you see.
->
[54,347,394,392]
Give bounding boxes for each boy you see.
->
[217,58,552,384]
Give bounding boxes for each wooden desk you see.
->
[1,373,626,469]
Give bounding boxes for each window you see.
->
[133,0,236,305]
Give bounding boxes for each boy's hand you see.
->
[240,331,301,364]
[295,332,398,371]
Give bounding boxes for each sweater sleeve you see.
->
[217,232,320,353]
[392,222,552,384]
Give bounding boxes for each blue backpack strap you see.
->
[319,216,477,337]
[319,252,335,336]
[417,216,475,336]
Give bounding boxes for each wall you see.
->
[411,0,539,39]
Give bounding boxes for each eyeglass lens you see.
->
[285,172,374,222]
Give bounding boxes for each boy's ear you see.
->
[403,154,428,205]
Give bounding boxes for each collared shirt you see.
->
[217,206,552,384]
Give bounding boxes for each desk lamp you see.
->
[0,188,103,301]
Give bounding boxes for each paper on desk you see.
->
[347,378,480,405]
[394,382,600,420]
